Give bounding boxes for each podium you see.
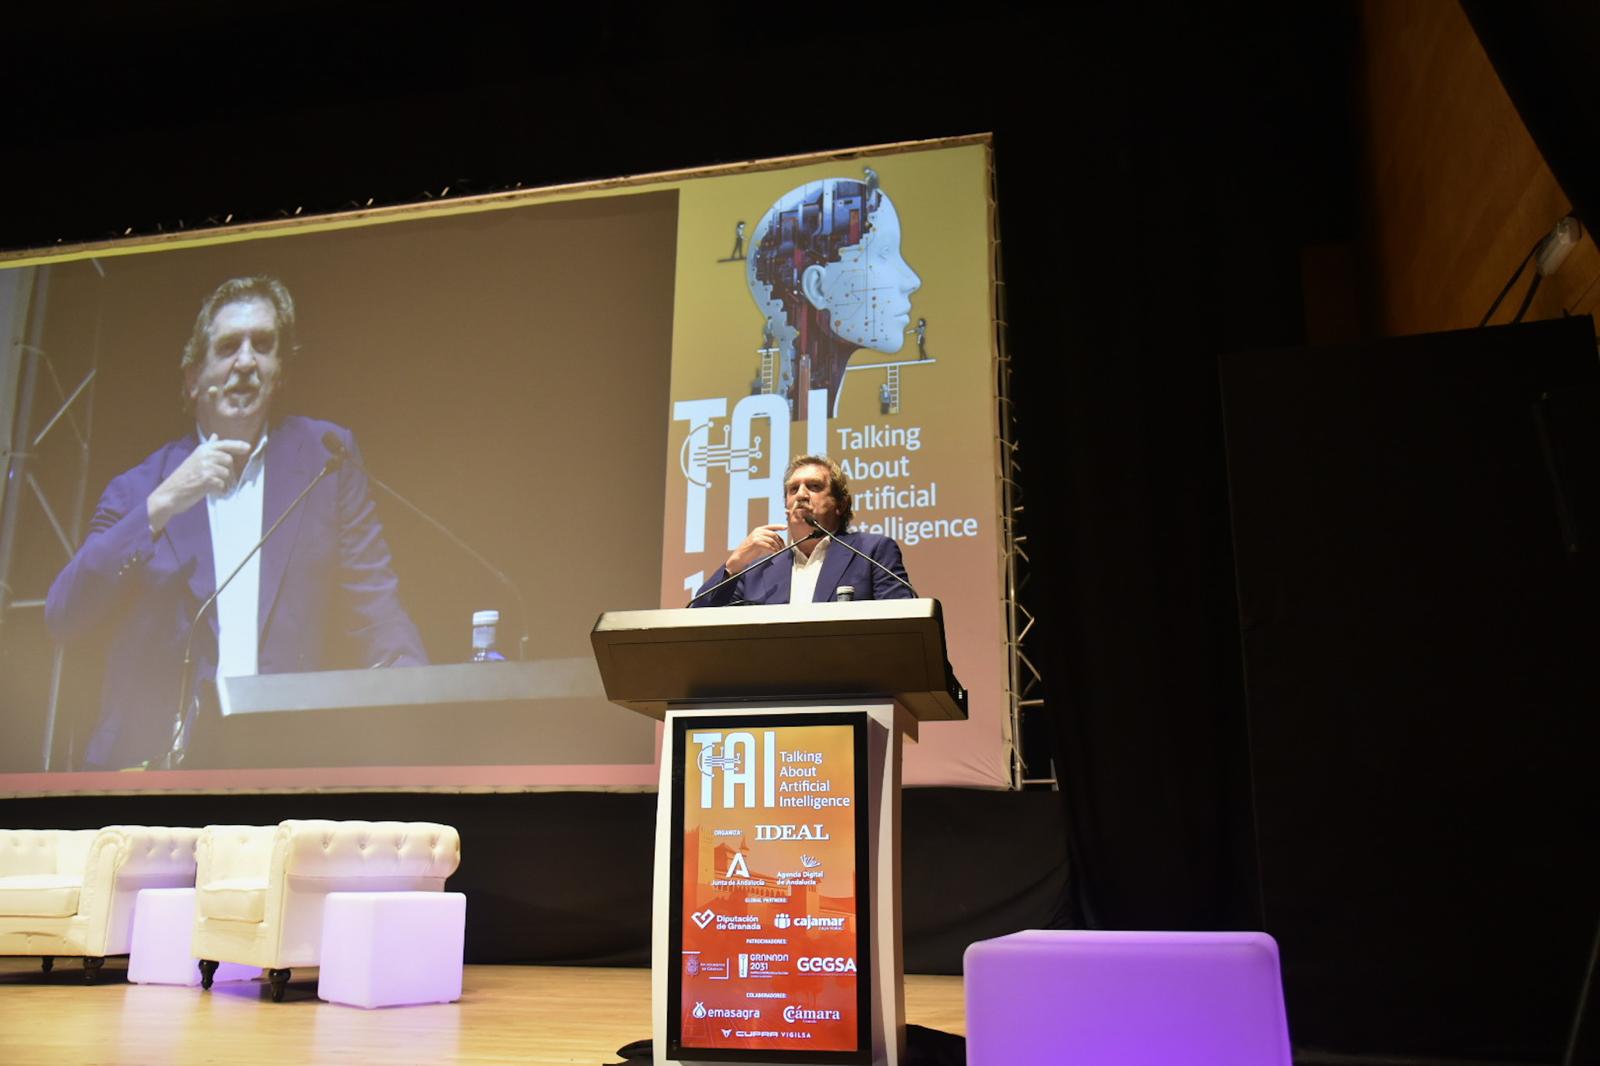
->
[592,600,966,1066]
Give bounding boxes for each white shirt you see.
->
[203,430,268,680]
[788,538,830,605]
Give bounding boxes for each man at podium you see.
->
[691,455,914,606]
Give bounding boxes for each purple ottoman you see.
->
[316,891,465,1008]
[963,930,1292,1066]
[128,888,260,987]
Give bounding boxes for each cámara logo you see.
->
[784,1005,843,1023]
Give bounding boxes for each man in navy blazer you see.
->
[46,276,425,770]
[691,455,914,607]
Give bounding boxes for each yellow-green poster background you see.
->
[659,142,1008,787]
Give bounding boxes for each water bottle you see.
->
[471,609,506,662]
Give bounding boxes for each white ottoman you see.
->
[128,888,260,986]
[317,891,465,1008]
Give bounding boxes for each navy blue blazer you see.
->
[692,529,913,606]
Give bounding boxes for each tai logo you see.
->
[692,908,715,929]
[691,730,780,808]
[697,747,743,777]
[726,852,752,878]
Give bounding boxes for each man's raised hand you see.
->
[146,436,253,533]
[724,523,788,575]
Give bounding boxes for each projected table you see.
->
[592,600,966,1066]
[208,658,649,769]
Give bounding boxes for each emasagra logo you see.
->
[690,1003,762,1020]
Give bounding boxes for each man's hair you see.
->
[784,454,853,531]
[179,276,298,408]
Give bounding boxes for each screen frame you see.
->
[666,710,873,1064]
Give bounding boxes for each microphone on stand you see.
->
[802,512,918,597]
[166,437,345,768]
[319,432,532,662]
[687,530,824,606]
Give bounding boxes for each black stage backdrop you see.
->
[0,789,1070,974]
[17,6,1594,1063]
[1222,318,1600,1064]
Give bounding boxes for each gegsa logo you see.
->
[797,956,857,974]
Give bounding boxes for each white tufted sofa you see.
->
[0,826,201,980]
[192,820,460,1001]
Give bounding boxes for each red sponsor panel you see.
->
[674,718,867,1056]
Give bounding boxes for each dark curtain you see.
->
[2,0,1358,956]
[1461,0,1600,231]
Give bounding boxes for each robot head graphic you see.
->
[746,174,920,415]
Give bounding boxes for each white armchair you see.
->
[0,826,201,981]
[192,820,460,1001]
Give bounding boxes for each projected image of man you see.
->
[692,455,912,606]
[46,276,427,770]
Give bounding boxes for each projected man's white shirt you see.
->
[204,430,268,680]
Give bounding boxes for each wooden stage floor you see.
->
[0,957,966,1064]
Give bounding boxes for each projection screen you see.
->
[0,136,1008,795]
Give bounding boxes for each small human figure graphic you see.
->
[879,382,893,414]
[721,220,746,262]
[915,317,928,359]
